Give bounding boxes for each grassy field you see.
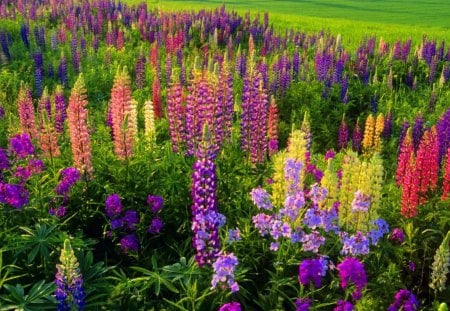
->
[123,0,450,46]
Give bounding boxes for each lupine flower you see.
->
[337,257,367,301]
[401,153,419,218]
[298,258,325,288]
[105,194,122,218]
[396,129,413,186]
[368,218,389,245]
[429,231,450,292]
[387,289,419,311]
[415,127,439,201]
[67,74,93,177]
[54,85,66,133]
[58,53,68,87]
[352,118,363,153]
[412,114,424,151]
[362,114,375,156]
[442,148,450,200]
[120,234,139,253]
[436,109,450,165]
[166,82,185,152]
[267,96,278,156]
[10,133,34,159]
[390,228,405,244]
[211,252,239,293]
[135,53,146,89]
[383,110,393,139]
[55,239,85,311]
[17,84,38,141]
[373,113,384,153]
[152,75,163,119]
[338,114,349,150]
[334,300,354,311]
[110,67,134,160]
[219,302,241,311]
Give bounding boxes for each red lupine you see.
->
[415,127,439,202]
[110,68,134,160]
[396,129,414,186]
[401,153,419,218]
[267,96,278,157]
[152,75,163,119]
[442,147,450,200]
[67,74,93,177]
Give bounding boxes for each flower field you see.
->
[0,0,449,310]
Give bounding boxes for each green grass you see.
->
[123,0,450,46]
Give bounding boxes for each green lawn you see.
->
[123,0,450,46]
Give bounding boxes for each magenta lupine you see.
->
[352,118,363,153]
[338,114,349,150]
[135,53,146,89]
[412,113,424,151]
[436,108,450,164]
[167,81,186,153]
[54,85,66,133]
[218,57,234,143]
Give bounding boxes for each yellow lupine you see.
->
[362,114,375,156]
[373,113,384,153]
[271,150,287,207]
[367,153,383,220]
[338,150,361,227]
[320,158,339,210]
[144,100,155,143]
[130,99,139,142]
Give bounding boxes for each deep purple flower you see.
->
[123,210,139,230]
[390,228,405,244]
[337,257,367,300]
[120,234,139,253]
[295,298,311,311]
[298,258,325,288]
[219,302,241,311]
[105,194,122,218]
[334,300,354,311]
[14,166,32,182]
[50,206,67,218]
[408,261,416,272]
[10,133,34,158]
[387,289,419,311]
[325,149,336,161]
[148,217,163,234]
[28,159,45,174]
[110,218,123,230]
[0,106,4,119]
[147,195,163,213]
[1,183,29,208]
[0,148,9,170]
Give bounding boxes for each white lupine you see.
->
[430,231,450,292]
[144,99,155,142]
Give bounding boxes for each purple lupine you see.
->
[54,86,66,133]
[33,51,44,98]
[191,138,223,266]
[338,115,349,150]
[218,59,234,143]
[135,54,146,89]
[20,23,30,49]
[293,48,300,80]
[105,193,122,218]
[412,114,424,151]
[0,106,4,119]
[10,133,34,159]
[399,120,410,149]
[429,55,438,84]
[337,257,367,301]
[58,54,68,87]
[0,148,9,170]
[211,252,239,293]
[383,110,393,139]
[298,258,326,288]
[387,289,419,311]
[55,240,85,311]
[436,108,450,164]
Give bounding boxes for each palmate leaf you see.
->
[0,280,56,311]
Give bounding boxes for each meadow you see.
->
[0,0,449,310]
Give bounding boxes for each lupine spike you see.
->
[17,83,38,141]
[400,153,419,218]
[362,114,375,156]
[442,148,450,200]
[152,74,163,119]
[301,111,312,151]
[267,96,278,157]
[110,67,134,160]
[396,128,414,186]
[352,118,363,153]
[144,100,156,144]
[54,85,66,133]
[338,113,349,150]
[67,74,93,177]
[429,230,450,293]
[373,113,384,153]
[415,127,439,203]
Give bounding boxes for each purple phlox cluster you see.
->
[387,289,419,311]
[148,217,163,234]
[270,242,279,251]
[390,228,405,244]
[28,158,45,174]
[270,219,292,240]
[250,186,273,210]
[309,183,328,205]
[123,210,139,230]
[0,182,29,208]
[14,166,32,182]
[49,206,67,218]
[120,234,139,253]
[227,228,241,243]
[351,190,370,213]
[10,133,34,159]
[55,167,81,197]
[219,302,241,311]
[105,193,122,218]
[0,148,9,170]
[303,206,339,233]
[298,257,327,288]
[295,297,311,311]
[340,231,370,256]
[301,230,325,253]
[367,218,389,245]
[147,195,163,213]
[337,257,367,301]
[284,158,303,192]
[281,190,305,221]
[252,213,273,236]
[333,300,354,311]
[211,252,239,293]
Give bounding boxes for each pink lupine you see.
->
[442,148,450,200]
[167,81,186,153]
[17,83,38,141]
[67,74,93,177]
[267,96,278,157]
[396,129,413,186]
[152,75,163,119]
[415,127,439,202]
[110,67,134,160]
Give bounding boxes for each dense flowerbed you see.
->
[0,0,449,310]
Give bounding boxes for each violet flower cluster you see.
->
[337,257,367,301]
[105,193,164,254]
[387,289,419,311]
[211,252,239,293]
[50,167,81,218]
